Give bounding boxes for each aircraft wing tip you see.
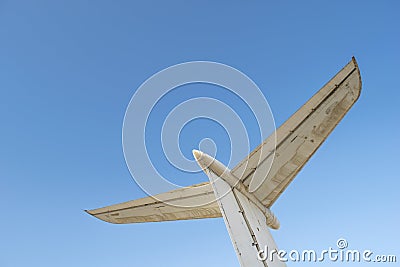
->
[85,210,120,224]
[352,56,362,99]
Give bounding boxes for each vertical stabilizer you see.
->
[206,170,286,267]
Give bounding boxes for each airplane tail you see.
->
[87,58,361,267]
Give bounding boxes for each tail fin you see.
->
[206,169,286,267]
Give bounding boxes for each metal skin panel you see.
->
[88,58,361,223]
[192,149,281,229]
[231,57,362,207]
[87,58,362,266]
[207,170,285,267]
[86,182,222,223]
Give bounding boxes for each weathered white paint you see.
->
[207,170,285,267]
[231,57,362,206]
[87,58,362,267]
[86,182,221,223]
[193,149,280,229]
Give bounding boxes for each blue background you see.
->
[1,1,399,266]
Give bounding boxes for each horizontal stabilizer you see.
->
[232,57,362,206]
[86,182,221,223]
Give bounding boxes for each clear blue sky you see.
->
[1,1,399,266]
